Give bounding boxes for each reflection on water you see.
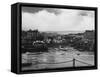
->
[22,47,94,70]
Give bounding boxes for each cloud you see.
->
[78,10,94,17]
[22,7,43,13]
[22,7,61,15]
[22,8,94,31]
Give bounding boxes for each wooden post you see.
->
[73,58,75,67]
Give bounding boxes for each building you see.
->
[84,30,95,40]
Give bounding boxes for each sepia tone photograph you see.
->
[21,6,95,71]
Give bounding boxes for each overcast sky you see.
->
[22,7,95,31]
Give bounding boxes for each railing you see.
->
[38,60,73,64]
[22,58,93,67]
[74,59,93,66]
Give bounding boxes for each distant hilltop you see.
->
[41,31,85,35]
[22,29,94,35]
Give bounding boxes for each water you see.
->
[22,47,94,70]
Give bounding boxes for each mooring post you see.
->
[73,58,75,67]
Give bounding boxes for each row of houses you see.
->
[22,29,66,44]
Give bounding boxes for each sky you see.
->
[22,7,95,31]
